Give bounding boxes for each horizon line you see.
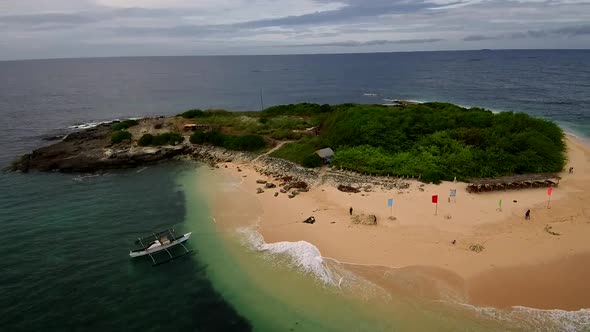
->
[1,48,589,63]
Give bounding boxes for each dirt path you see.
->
[254,140,292,161]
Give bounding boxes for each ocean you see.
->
[1,50,589,331]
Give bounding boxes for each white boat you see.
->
[130,229,193,265]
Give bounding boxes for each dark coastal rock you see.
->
[256,179,267,184]
[337,185,360,193]
[256,188,264,194]
[9,124,190,173]
[302,216,315,224]
[264,182,276,189]
[274,192,279,197]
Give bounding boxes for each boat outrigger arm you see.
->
[130,229,193,266]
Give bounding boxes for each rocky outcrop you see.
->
[9,123,190,172]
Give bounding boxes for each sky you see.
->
[1,0,589,60]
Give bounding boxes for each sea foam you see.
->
[456,302,590,332]
[238,226,338,285]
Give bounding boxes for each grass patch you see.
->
[111,130,132,144]
[270,137,323,165]
[138,133,184,146]
[112,119,139,131]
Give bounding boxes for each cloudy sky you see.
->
[1,0,589,60]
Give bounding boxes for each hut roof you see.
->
[315,147,334,159]
[468,173,560,186]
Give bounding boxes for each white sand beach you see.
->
[206,135,590,311]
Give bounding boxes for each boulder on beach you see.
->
[256,188,264,194]
[337,185,360,193]
[302,216,316,224]
[265,182,276,189]
[351,214,377,225]
[256,179,267,184]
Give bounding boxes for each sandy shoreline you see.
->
[206,135,590,311]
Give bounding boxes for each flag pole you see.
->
[435,202,438,216]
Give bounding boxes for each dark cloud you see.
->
[553,24,590,36]
[285,38,445,47]
[234,0,466,28]
[464,24,590,42]
[463,34,499,41]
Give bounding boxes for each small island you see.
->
[11,102,590,311]
[10,102,566,184]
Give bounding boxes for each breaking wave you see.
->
[68,120,115,130]
[68,118,140,130]
[457,303,590,331]
[236,226,389,301]
[238,226,339,285]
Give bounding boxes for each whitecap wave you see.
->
[238,226,338,285]
[68,120,116,130]
[235,226,390,302]
[456,302,590,331]
[68,117,140,130]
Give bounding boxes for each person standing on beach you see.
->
[525,209,531,220]
[569,167,574,174]
[349,207,353,215]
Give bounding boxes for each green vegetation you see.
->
[112,119,139,131]
[179,109,231,119]
[190,130,266,151]
[302,153,324,168]
[176,102,564,183]
[138,133,184,146]
[270,102,566,183]
[269,137,323,165]
[111,130,132,144]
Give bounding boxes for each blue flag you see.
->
[387,198,393,207]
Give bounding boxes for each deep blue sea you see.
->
[1,50,590,331]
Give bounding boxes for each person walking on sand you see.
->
[525,209,531,220]
[349,207,353,215]
[569,167,574,174]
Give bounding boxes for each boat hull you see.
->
[129,232,192,257]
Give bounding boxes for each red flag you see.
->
[548,187,553,196]
[432,195,438,204]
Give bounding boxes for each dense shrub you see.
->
[112,119,139,131]
[138,132,183,146]
[179,109,231,118]
[189,130,266,151]
[270,130,303,140]
[179,109,204,118]
[322,103,565,181]
[111,130,132,144]
[262,103,334,116]
[301,153,324,168]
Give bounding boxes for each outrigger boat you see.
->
[130,229,193,266]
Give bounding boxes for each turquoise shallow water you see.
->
[0,163,250,331]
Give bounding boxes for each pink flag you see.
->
[548,187,553,196]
